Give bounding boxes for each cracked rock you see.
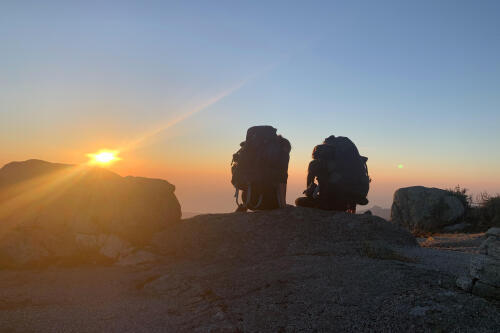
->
[457,227,500,299]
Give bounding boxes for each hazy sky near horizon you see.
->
[1,1,499,212]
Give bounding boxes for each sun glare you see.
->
[87,150,120,165]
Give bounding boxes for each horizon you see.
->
[2,1,499,213]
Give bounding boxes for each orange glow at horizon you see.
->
[87,150,121,166]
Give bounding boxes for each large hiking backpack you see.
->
[231,126,290,210]
[313,136,370,205]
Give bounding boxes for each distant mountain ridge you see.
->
[362,205,391,220]
[182,212,202,219]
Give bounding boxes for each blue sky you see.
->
[1,1,499,212]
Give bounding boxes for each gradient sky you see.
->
[1,1,499,213]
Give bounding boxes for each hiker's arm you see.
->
[307,160,318,187]
[302,161,319,198]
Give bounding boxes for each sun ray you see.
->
[0,164,90,235]
[118,65,276,154]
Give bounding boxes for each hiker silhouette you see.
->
[231,126,290,212]
[295,135,370,213]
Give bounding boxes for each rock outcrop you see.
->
[391,186,465,234]
[457,228,500,299]
[0,159,181,267]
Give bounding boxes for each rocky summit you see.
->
[150,207,417,262]
[1,207,499,332]
[0,159,181,268]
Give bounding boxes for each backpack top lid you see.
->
[312,144,335,160]
[323,135,358,154]
[323,135,336,145]
[246,126,277,142]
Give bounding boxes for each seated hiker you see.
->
[295,135,370,213]
[231,126,291,212]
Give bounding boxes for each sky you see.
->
[1,0,499,213]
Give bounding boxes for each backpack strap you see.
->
[235,183,263,209]
[234,187,240,206]
[252,193,263,209]
[245,183,252,207]
[234,185,252,207]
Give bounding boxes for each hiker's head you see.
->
[323,135,336,145]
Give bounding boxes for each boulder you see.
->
[0,159,181,268]
[391,186,465,233]
[457,227,500,299]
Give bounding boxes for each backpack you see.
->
[231,126,290,210]
[313,136,370,205]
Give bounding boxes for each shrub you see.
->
[446,185,472,210]
[442,186,499,230]
[480,195,500,227]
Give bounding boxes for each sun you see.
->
[87,150,120,166]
